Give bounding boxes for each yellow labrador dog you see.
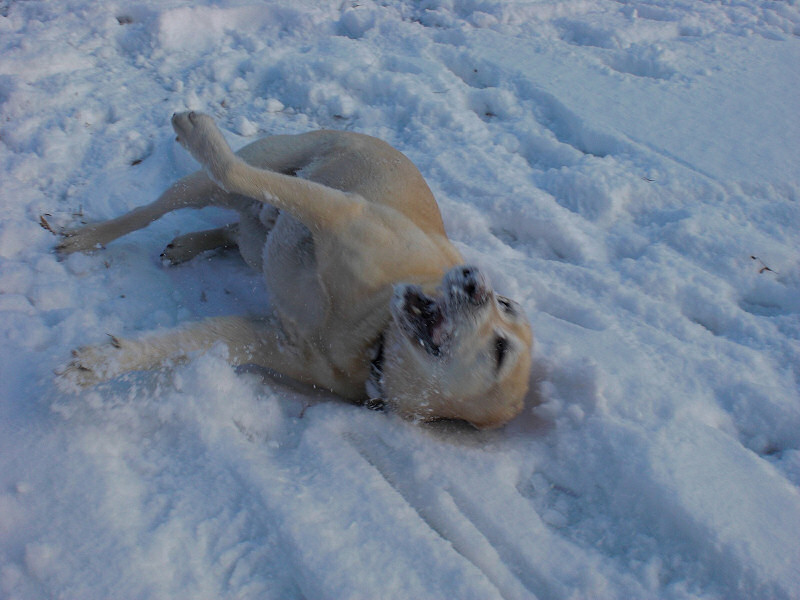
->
[58,112,533,428]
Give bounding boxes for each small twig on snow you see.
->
[751,255,776,274]
[39,214,57,234]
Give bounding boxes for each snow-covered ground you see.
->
[2,0,799,598]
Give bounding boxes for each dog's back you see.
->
[242,130,447,235]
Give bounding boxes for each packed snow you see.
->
[1,0,800,598]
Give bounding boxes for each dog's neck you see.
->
[365,331,386,410]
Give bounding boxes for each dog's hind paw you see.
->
[159,236,211,265]
[160,241,191,265]
[55,226,106,256]
[56,358,103,389]
[160,226,237,265]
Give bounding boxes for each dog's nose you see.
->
[448,265,490,305]
[461,267,479,297]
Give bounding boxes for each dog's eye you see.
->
[494,336,509,370]
[497,296,515,315]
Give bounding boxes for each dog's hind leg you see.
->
[57,171,231,255]
[160,223,239,265]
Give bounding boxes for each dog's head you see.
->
[381,265,533,429]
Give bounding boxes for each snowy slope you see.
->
[1,1,800,598]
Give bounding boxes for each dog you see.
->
[57,112,533,429]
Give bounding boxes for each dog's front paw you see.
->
[171,111,236,186]
[56,336,130,388]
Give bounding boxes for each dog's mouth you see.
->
[392,266,494,356]
[392,285,448,357]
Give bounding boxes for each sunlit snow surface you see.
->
[1,1,799,598]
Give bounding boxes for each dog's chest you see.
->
[263,214,328,337]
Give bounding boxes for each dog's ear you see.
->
[525,357,548,410]
[503,358,552,434]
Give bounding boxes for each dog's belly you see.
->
[262,213,329,338]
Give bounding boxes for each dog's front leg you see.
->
[58,315,308,388]
[171,111,363,232]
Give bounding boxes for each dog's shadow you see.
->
[417,360,553,446]
[237,355,553,446]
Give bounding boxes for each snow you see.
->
[1,0,799,598]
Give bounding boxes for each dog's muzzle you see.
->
[444,265,491,307]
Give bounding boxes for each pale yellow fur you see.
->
[58,112,533,429]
